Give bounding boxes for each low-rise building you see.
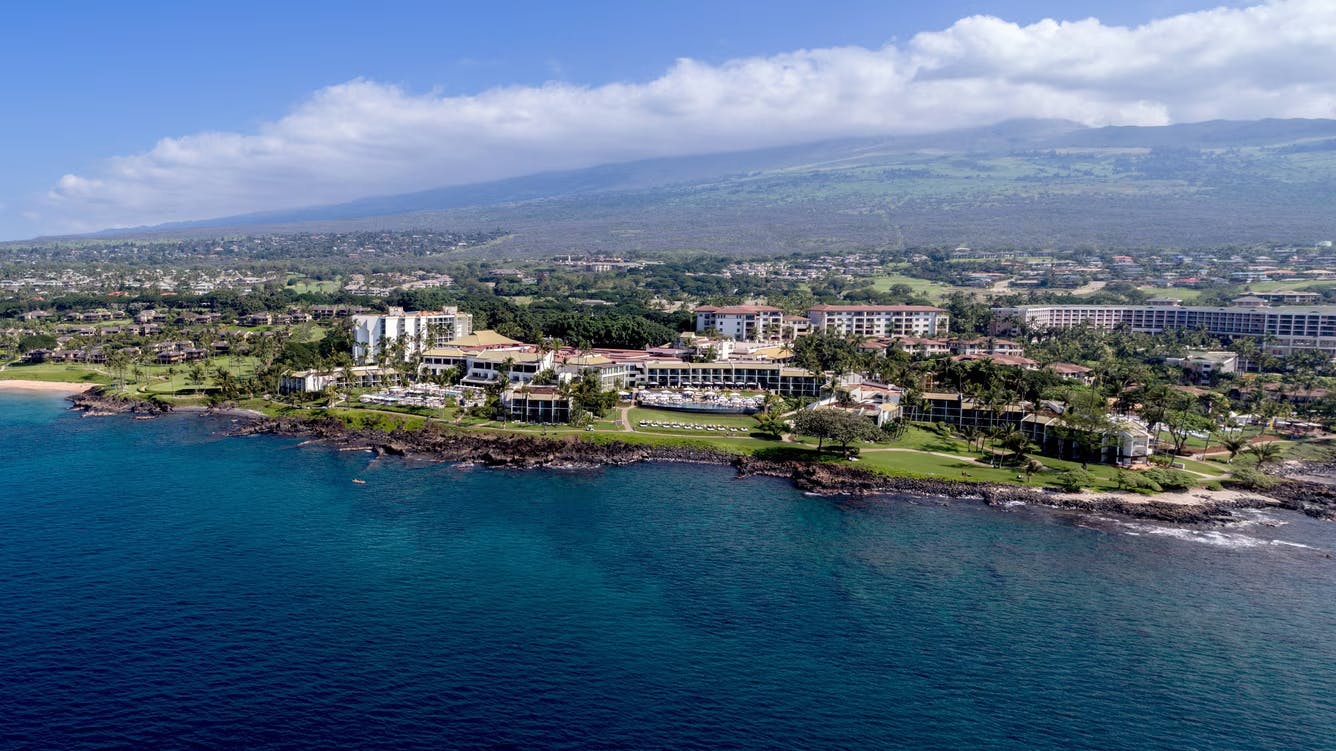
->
[280,366,397,393]
[1165,351,1239,383]
[501,385,573,423]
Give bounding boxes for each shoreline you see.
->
[66,389,1336,525]
[0,379,98,394]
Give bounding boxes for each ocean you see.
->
[2,392,1335,750]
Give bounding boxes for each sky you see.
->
[5,0,1329,240]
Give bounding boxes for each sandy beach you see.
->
[0,379,98,394]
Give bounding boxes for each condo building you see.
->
[353,306,474,362]
[806,305,949,338]
[693,305,785,341]
[991,304,1336,357]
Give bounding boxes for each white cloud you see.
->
[30,0,1336,234]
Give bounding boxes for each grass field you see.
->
[1136,286,1206,301]
[0,362,113,384]
[868,273,962,301]
[1239,279,1336,293]
[287,278,342,294]
[627,406,760,431]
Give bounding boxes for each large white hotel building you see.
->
[991,303,1336,357]
[353,306,474,362]
[696,304,949,341]
[806,304,949,338]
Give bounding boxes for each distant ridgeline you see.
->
[36,118,1336,255]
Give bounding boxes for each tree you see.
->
[791,409,881,455]
[1221,436,1248,464]
[1247,441,1283,469]
[1053,468,1091,492]
[187,362,207,396]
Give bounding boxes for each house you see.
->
[1046,362,1095,384]
[1165,351,1239,383]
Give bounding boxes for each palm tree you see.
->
[1221,436,1248,464]
[1247,441,1282,469]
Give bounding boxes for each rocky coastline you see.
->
[69,388,174,417]
[68,390,1336,524]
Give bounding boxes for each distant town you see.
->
[3,233,1335,495]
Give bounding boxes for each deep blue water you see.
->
[2,393,1336,750]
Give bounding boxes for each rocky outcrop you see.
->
[68,387,173,416]
[142,412,1326,524]
[232,417,733,469]
[731,455,1280,523]
[1246,478,1336,520]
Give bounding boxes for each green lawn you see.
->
[287,278,341,294]
[867,273,962,301]
[1136,286,1205,301]
[136,356,263,395]
[0,361,113,384]
[627,406,760,431]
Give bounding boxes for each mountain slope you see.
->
[82,118,1336,252]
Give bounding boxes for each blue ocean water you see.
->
[2,393,1335,750]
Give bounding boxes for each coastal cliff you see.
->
[69,388,173,417]
[68,393,1336,524]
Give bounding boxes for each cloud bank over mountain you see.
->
[31,0,1336,234]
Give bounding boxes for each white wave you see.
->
[1112,522,1323,552]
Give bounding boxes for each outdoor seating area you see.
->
[358,383,471,409]
[637,419,753,433]
[636,388,765,414]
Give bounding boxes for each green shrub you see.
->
[1228,467,1278,490]
[1204,481,1224,492]
[1142,468,1195,492]
[1052,468,1091,492]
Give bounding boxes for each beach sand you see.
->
[1065,487,1263,507]
[0,379,97,394]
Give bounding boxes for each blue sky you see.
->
[0,0,1296,239]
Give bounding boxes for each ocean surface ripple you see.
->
[2,393,1335,750]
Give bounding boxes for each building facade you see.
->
[353,307,474,362]
[693,305,785,341]
[807,305,949,338]
[991,304,1336,357]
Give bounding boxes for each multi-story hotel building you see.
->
[991,304,1336,357]
[641,361,856,397]
[806,305,949,338]
[353,306,474,362]
[694,305,785,341]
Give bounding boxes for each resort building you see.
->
[557,354,639,390]
[353,306,474,363]
[640,361,855,397]
[807,305,949,338]
[419,345,554,386]
[693,305,785,341]
[902,392,1152,466]
[1165,351,1239,383]
[1252,290,1321,305]
[991,303,1336,357]
[280,366,398,394]
[948,338,1025,357]
[500,385,573,423]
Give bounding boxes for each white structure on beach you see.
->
[353,307,473,363]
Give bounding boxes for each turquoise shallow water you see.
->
[2,392,1335,750]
